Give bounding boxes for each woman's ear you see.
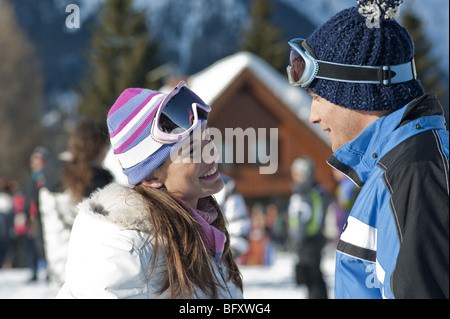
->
[141,174,163,189]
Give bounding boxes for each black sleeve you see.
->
[380,131,449,299]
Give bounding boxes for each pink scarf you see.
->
[176,197,226,263]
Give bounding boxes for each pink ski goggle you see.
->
[152,81,211,143]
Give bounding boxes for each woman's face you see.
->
[151,124,223,208]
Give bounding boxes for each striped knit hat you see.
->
[107,88,176,185]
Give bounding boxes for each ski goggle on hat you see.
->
[286,38,417,88]
[109,81,210,173]
[152,80,211,143]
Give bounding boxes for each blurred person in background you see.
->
[288,157,330,299]
[22,147,49,281]
[0,178,15,268]
[39,119,113,286]
[242,204,269,266]
[60,120,113,203]
[263,204,279,266]
[214,173,251,262]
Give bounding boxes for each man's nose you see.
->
[309,101,320,124]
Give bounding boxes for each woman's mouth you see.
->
[200,165,219,180]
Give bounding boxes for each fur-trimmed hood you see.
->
[77,183,154,234]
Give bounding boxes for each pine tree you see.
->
[241,0,287,74]
[401,7,448,125]
[77,0,162,122]
[0,0,44,181]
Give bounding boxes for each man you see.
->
[288,157,329,299]
[287,0,449,298]
[24,147,48,281]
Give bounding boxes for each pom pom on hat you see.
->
[357,0,403,22]
[306,0,424,111]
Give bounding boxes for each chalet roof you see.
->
[182,51,330,145]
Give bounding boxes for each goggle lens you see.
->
[289,48,306,83]
[158,86,209,134]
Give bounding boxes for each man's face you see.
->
[308,92,387,152]
[30,153,46,172]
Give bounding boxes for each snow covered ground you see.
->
[0,245,336,299]
[0,268,58,299]
[242,245,335,299]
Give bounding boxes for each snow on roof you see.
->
[185,51,330,145]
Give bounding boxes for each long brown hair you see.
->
[62,120,109,203]
[133,183,243,298]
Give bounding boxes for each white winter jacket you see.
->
[39,188,77,286]
[56,183,243,299]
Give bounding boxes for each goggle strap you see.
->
[301,40,318,59]
[316,60,417,86]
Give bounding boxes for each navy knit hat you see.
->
[306,0,424,111]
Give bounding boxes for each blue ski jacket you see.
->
[329,94,449,299]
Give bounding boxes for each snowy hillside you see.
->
[77,0,449,75]
[8,0,448,127]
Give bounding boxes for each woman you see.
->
[56,81,243,299]
[39,120,113,286]
[61,120,113,203]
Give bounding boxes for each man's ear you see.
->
[141,175,163,189]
